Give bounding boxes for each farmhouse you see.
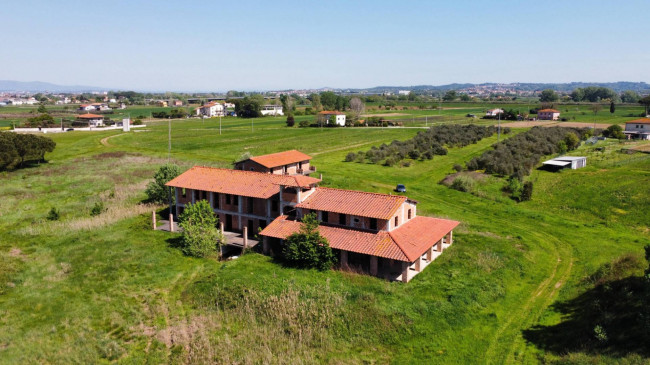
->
[485,108,503,117]
[78,103,111,112]
[166,151,459,282]
[195,102,225,117]
[234,150,316,175]
[76,113,104,127]
[537,109,561,121]
[623,119,650,140]
[318,111,346,126]
[261,105,283,116]
[542,156,586,170]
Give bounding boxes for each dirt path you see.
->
[100,133,127,147]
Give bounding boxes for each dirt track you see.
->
[500,121,615,128]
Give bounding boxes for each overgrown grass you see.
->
[0,117,648,363]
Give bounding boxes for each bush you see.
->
[521,182,533,201]
[282,213,335,271]
[90,201,105,216]
[286,115,295,127]
[450,175,475,192]
[453,164,463,172]
[179,200,225,258]
[145,164,181,204]
[298,120,310,128]
[46,207,60,221]
[345,152,357,162]
[602,124,625,139]
[133,119,143,125]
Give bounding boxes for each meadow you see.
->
[0,115,649,363]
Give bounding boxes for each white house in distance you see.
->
[77,113,105,127]
[623,118,650,140]
[538,109,561,121]
[195,102,225,117]
[542,156,586,170]
[261,105,284,116]
[318,111,346,126]
[485,108,503,117]
[78,103,111,112]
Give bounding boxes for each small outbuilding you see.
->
[542,156,586,170]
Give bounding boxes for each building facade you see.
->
[537,109,561,121]
[624,119,650,140]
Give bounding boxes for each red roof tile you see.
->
[626,118,650,125]
[260,215,459,262]
[77,113,103,119]
[165,166,320,199]
[249,150,312,168]
[538,109,560,113]
[297,187,406,220]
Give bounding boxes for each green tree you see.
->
[540,89,559,102]
[639,96,650,115]
[564,132,580,150]
[179,200,225,258]
[145,164,181,204]
[282,213,336,271]
[520,181,533,201]
[234,94,264,118]
[620,90,640,103]
[37,104,47,113]
[0,132,19,170]
[442,90,457,101]
[603,124,625,139]
[609,101,616,114]
[460,94,471,102]
[320,91,338,110]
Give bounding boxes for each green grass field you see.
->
[0,117,649,363]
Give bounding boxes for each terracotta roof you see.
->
[249,150,312,168]
[296,187,406,220]
[77,113,103,119]
[165,166,320,199]
[625,118,650,125]
[260,215,459,262]
[538,109,560,113]
[318,110,345,115]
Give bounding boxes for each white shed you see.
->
[542,156,586,170]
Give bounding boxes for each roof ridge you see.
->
[316,186,406,199]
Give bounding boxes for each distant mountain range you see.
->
[1,79,649,94]
[346,82,650,94]
[0,80,106,93]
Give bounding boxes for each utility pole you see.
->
[219,115,222,135]
[498,112,501,142]
[168,117,171,162]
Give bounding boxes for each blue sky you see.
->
[1,0,648,91]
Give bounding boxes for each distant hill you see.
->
[0,80,106,93]
[350,82,650,94]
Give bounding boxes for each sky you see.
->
[1,0,649,91]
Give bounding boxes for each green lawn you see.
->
[0,117,648,363]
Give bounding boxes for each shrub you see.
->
[521,181,533,201]
[602,125,625,139]
[345,152,357,162]
[298,120,310,128]
[450,175,475,192]
[46,207,60,221]
[282,213,335,271]
[286,115,295,127]
[179,200,225,258]
[145,164,181,204]
[90,201,105,216]
[132,119,143,125]
[453,164,463,172]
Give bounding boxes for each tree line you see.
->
[0,132,56,170]
[466,127,592,180]
[346,124,497,166]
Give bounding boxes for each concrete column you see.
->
[447,231,453,245]
[401,262,409,283]
[437,239,443,252]
[243,226,248,248]
[263,236,269,255]
[415,256,421,272]
[220,221,224,233]
[370,256,378,276]
[296,189,301,203]
[340,250,348,269]
[238,196,243,214]
[169,213,174,232]
[152,211,157,230]
[426,246,433,261]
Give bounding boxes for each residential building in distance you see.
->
[537,109,561,121]
[318,111,346,126]
[623,118,650,140]
[195,102,225,117]
[78,103,111,112]
[485,108,504,117]
[166,150,459,282]
[76,113,104,127]
[260,105,283,116]
[234,150,315,175]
